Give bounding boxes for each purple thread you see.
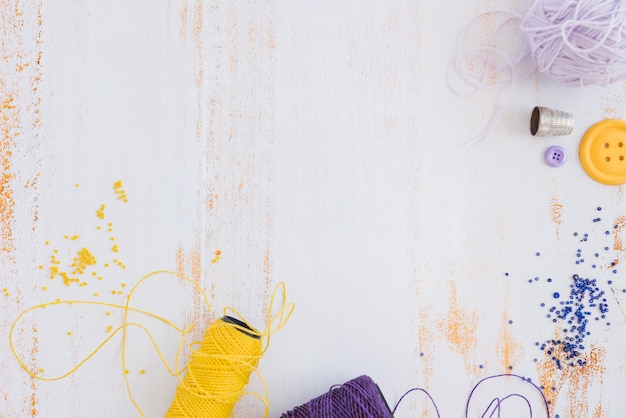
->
[465,374,551,418]
[280,375,393,418]
[281,374,551,418]
[392,387,440,417]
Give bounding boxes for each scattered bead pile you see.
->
[528,207,624,369]
[40,181,128,293]
[114,180,128,202]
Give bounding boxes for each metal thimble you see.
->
[530,106,574,136]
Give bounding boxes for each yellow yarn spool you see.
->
[9,271,294,417]
[165,316,262,417]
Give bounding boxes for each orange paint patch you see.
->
[206,193,218,210]
[193,0,203,88]
[438,282,478,373]
[180,1,188,40]
[2,0,44,410]
[593,404,603,418]
[550,196,563,238]
[262,210,272,316]
[175,244,185,274]
[612,216,625,251]
[497,312,523,371]
[29,325,39,417]
[267,19,276,52]
[0,94,18,256]
[537,341,606,417]
[177,235,208,341]
[190,237,204,339]
[417,309,437,418]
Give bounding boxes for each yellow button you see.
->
[579,119,626,185]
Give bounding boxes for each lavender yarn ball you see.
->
[280,375,393,418]
[521,0,626,86]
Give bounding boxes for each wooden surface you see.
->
[2,1,626,417]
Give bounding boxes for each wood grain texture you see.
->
[2,1,626,417]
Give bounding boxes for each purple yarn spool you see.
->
[521,0,626,86]
[280,375,393,418]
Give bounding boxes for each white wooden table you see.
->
[2,1,625,417]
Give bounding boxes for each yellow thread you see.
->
[9,270,294,418]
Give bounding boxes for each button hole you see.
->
[620,156,624,161]
[606,156,611,162]
[619,143,624,147]
[604,143,610,148]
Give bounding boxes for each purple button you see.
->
[545,145,567,167]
